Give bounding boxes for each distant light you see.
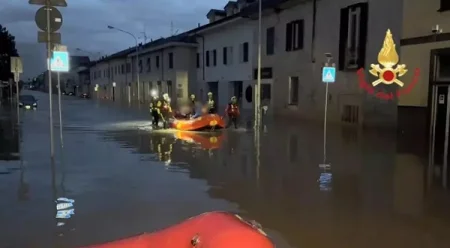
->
[151,90,157,97]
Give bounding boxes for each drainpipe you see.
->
[311,0,317,63]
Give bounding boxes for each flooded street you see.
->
[1,91,450,248]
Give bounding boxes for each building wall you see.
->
[255,0,403,127]
[128,45,197,105]
[195,18,255,110]
[399,0,450,107]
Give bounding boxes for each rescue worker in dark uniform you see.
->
[206,92,215,114]
[149,95,162,127]
[160,93,172,128]
[225,96,240,129]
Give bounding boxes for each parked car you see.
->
[80,93,90,99]
[19,95,38,109]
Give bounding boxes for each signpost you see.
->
[320,56,335,176]
[29,0,67,161]
[10,57,23,163]
[53,45,68,149]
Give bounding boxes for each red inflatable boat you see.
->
[81,212,273,248]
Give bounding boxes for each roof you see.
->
[224,1,238,9]
[207,9,226,18]
[92,33,196,65]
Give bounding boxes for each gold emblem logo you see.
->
[369,29,407,87]
[209,120,217,126]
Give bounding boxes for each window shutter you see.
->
[357,2,369,69]
[338,7,350,70]
[223,47,227,64]
[298,20,304,49]
[286,22,292,51]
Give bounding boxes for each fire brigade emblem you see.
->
[369,29,407,87]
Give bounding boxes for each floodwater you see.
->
[1,91,450,248]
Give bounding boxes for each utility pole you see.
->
[255,0,262,129]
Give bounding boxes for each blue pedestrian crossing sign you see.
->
[51,51,69,72]
[322,66,336,83]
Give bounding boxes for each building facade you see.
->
[188,0,257,111]
[241,0,403,126]
[126,35,197,105]
[397,0,450,180]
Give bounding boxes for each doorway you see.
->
[231,81,243,105]
[429,48,450,188]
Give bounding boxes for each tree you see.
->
[0,24,19,81]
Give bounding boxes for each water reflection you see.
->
[94,123,450,247]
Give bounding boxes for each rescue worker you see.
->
[225,96,240,129]
[189,94,197,117]
[149,95,162,127]
[206,92,215,114]
[160,93,172,128]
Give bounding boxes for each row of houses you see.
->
[87,0,449,133]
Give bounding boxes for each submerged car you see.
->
[19,95,38,109]
[80,93,90,98]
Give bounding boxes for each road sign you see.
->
[322,66,336,83]
[35,6,63,32]
[10,57,23,73]
[54,44,67,51]
[29,0,67,7]
[51,51,69,72]
[38,31,61,44]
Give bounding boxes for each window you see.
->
[156,56,160,68]
[115,66,117,75]
[289,76,299,105]
[266,27,275,55]
[223,47,228,65]
[285,20,304,51]
[440,0,450,11]
[168,52,174,69]
[206,51,210,67]
[121,64,125,74]
[196,53,200,68]
[138,60,142,73]
[147,58,151,72]
[338,3,368,70]
[243,42,249,62]
[213,49,217,66]
[126,63,131,73]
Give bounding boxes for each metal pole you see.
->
[255,0,262,128]
[57,72,63,148]
[15,74,20,127]
[46,0,55,160]
[323,82,329,163]
[135,39,140,103]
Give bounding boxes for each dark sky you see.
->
[0,0,228,79]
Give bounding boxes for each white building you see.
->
[126,34,198,105]
[188,0,257,111]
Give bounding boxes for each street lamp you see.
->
[112,82,116,101]
[107,25,140,102]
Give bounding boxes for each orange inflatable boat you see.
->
[81,212,274,248]
[171,114,225,131]
[174,131,225,149]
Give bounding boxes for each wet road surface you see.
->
[1,91,450,247]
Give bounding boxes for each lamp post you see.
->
[112,82,116,101]
[255,0,262,129]
[107,25,140,103]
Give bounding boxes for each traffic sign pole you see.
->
[46,0,55,161]
[321,60,336,166]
